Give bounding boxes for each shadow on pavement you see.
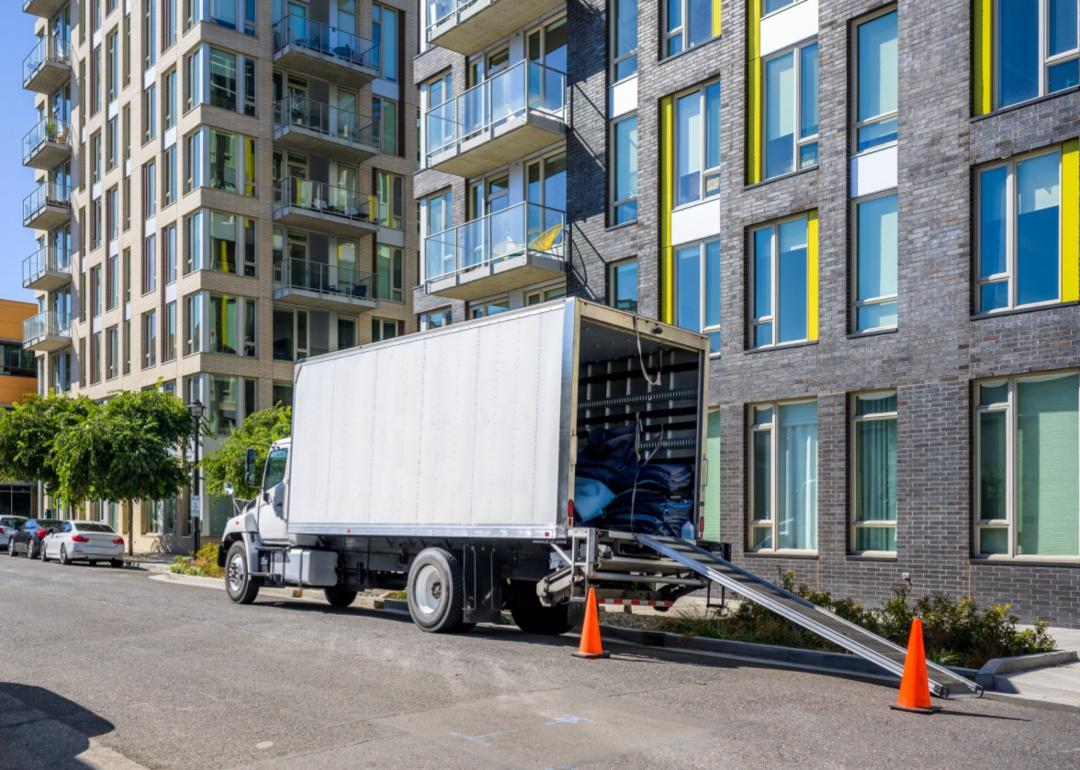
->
[0,682,115,769]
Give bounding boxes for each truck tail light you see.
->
[113,538,125,545]
[567,499,574,528]
[0,527,5,535]
[71,534,90,543]
[35,529,47,539]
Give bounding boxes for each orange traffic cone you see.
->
[572,587,610,659]
[891,618,940,713]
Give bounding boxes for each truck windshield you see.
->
[264,449,288,489]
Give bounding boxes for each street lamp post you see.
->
[188,400,205,554]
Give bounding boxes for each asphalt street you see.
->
[1,555,1078,770]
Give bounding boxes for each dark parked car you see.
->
[7,519,64,559]
[0,516,27,550]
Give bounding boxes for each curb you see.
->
[975,650,1078,690]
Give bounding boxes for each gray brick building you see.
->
[415,1,1080,625]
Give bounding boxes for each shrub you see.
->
[169,543,224,579]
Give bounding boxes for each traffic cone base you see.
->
[893,618,937,713]
[890,703,941,714]
[573,587,609,659]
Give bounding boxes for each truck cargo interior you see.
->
[574,319,702,539]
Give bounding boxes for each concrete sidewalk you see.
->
[993,626,1080,708]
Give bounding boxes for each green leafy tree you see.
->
[202,405,292,500]
[53,390,192,555]
[0,393,94,498]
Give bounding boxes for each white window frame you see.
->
[419,307,452,331]
[851,189,898,333]
[993,0,1080,109]
[850,390,898,556]
[609,0,637,82]
[663,0,716,58]
[748,399,819,555]
[762,38,819,179]
[673,81,722,208]
[750,213,810,349]
[674,238,721,354]
[607,257,638,313]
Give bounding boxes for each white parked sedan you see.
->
[41,521,125,566]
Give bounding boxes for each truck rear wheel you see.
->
[225,541,261,604]
[508,580,575,635]
[324,586,357,608]
[407,547,468,633]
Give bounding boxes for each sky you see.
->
[1,9,49,304]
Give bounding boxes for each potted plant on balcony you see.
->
[45,120,58,142]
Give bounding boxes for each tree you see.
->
[202,404,292,500]
[0,393,94,500]
[53,390,192,555]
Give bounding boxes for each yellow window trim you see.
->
[712,0,722,38]
[660,95,674,324]
[747,0,763,185]
[807,209,819,340]
[973,0,992,116]
[1063,139,1079,302]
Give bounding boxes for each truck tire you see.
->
[324,586,357,608]
[407,547,468,633]
[225,541,261,604]
[508,581,575,635]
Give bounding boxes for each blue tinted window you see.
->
[777,219,808,342]
[765,52,794,178]
[1015,152,1060,306]
[676,245,700,331]
[753,228,773,322]
[997,0,1040,106]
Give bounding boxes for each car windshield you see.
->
[0,517,26,527]
[73,523,115,533]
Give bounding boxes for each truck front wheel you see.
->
[225,541,261,604]
[407,548,468,633]
[508,581,575,635]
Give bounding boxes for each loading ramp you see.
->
[635,534,983,700]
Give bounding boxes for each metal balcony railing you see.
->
[273,176,373,224]
[22,117,72,164]
[272,95,376,148]
[22,245,71,286]
[23,36,70,85]
[24,309,71,343]
[425,59,566,163]
[23,181,71,222]
[425,201,566,281]
[274,257,376,302]
[272,17,377,70]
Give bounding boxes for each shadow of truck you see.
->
[0,682,117,769]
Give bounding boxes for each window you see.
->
[525,285,567,305]
[611,0,638,81]
[373,4,399,82]
[105,325,119,379]
[376,245,404,302]
[91,265,102,317]
[374,170,403,229]
[664,0,719,57]
[764,0,797,12]
[994,0,1079,109]
[143,0,156,69]
[210,129,238,192]
[106,252,118,309]
[764,39,819,179]
[106,30,119,103]
[853,192,898,332]
[123,12,131,85]
[106,116,118,170]
[123,247,131,303]
[424,189,453,280]
[853,9,897,152]
[163,68,177,129]
[675,240,721,352]
[163,0,176,49]
[163,223,177,284]
[469,297,510,318]
[977,146,1072,313]
[851,391,897,554]
[273,382,293,407]
[976,373,1079,558]
[90,331,102,383]
[91,45,102,114]
[143,160,157,218]
[0,343,35,377]
[703,410,721,541]
[143,233,157,294]
[184,129,203,190]
[90,198,102,249]
[143,84,157,142]
[611,115,638,223]
[675,82,721,206]
[185,209,257,276]
[373,97,399,155]
[749,401,819,552]
[162,145,177,206]
[90,131,102,184]
[371,317,399,342]
[184,292,203,354]
[419,307,452,331]
[751,213,815,348]
[123,176,131,231]
[209,48,238,111]
[608,258,638,312]
[185,374,257,438]
[207,294,257,356]
[107,186,119,241]
[185,48,203,112]
[141,309,157,368]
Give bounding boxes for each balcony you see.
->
[22,118,72,170]
[23,182,71,231]
[23,37,70,93]
[425,202,567,300]
[272,18,378,88]
[273,177,378,239]
[426,0,565,55]
[426,60,566,178]
[22,0,68,18]
[273,257,378,312]
[24,310,71,353]
[22,246,71,291]
[272,96,379,163]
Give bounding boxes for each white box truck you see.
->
[219,298,713,633]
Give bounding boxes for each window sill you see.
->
[847,553,897,562]
[971,300,1077,321]
[846,326,897,341]
[658,35,722,66]
[970,555,1080,567]
[970,85,1080,123]
[744,164,818,192]
[605,218,637,233]
[850,139,897,159]
[745,339,817,354]
[743,550,818,560]
[672,194,720,214]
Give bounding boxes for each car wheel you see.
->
[40,543,49,562]
[7,539,15,556]
[225,541,261,604]
[59,545,70,565]
[324,585,358,608]
[507,580,575,635]
[26,541,37,560]
[406,547,468,633]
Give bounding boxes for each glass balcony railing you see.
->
[425,59,566,162]
[272,96,376,148]
[274,256,376,302]
[274,176,372,224]
[23,36,70,85]
[272,17,377,71]
[426,201,566,281]
[24,309,71,343]
[23,181,71,222]
[23,245,71,285]
[22,117,71,163]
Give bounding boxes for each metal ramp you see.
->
[636,534,983,700]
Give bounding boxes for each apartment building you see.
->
[0,299,39,518]
[21,0,418,551]
[416,1,1080,625]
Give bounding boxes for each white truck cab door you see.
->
[257,447,290,542]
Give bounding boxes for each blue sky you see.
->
[2,10,47,303]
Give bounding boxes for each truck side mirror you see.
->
[244,448,258,488]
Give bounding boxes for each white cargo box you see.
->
[286,298,708,541]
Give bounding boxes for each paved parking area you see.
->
[1,555,1078,769]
